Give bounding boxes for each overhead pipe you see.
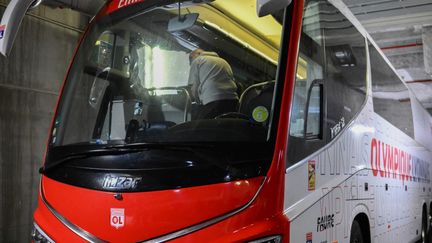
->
[405,79,432,84]
[381,43,423,51]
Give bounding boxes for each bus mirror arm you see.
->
[89,67,111,108]
[0,0,39,57]
[303,79,324,139]
[0,0,106,57]
[256,0,292,17]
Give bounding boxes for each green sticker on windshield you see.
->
[252,106,269,123]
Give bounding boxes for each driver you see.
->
[188,48,239,119]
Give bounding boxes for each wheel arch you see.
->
[351,204,371,243]
[352,213,371,243]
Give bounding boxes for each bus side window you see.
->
[370,43,414,138]
[287,0,367,167]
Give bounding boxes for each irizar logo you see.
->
[103,175,142,190]
[110,208,125,229]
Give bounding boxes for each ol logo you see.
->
[110,208,125,228]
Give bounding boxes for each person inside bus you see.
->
[188,48,239,120]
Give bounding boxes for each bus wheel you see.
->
[350,220,364,243]
[421,208,427,243]
[428,214,432,243]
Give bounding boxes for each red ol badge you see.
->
[110,208,125,228]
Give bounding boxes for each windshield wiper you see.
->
[39,148,131,174]
[107,142,214,151]
[39,142,214,174]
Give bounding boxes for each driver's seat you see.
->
[239,81,275,125]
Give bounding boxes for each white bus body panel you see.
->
[284,0,432,242]
[285,95,431,243]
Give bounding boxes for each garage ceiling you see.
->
[343,0,432,113]
[15,0,432,113]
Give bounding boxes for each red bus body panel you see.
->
[33,0,306,241]
[106,0,146,14]
[37,176,264,242]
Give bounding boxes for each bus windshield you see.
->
[51,0,282,148]
[43,0,284,191]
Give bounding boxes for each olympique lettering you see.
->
[370,138,430,182]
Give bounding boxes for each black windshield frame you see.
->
[42,0,293,191]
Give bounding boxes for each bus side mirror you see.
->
[0,0,39,57]
[256,0,292,17]
[304,79,324,139]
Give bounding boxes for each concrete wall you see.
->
[424,25,432,76]
[0,2,87,242]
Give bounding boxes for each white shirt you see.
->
[188,52,238,105]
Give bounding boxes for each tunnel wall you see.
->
[0,1,87,241]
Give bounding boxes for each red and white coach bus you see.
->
[2,0,431,242]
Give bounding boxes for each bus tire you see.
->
[422,206,428,243]
[350,220,364,243]
[429,203,432,243]
[428,224,432,243]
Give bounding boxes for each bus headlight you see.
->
[249,235,282,243]
[31,222,54,243]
